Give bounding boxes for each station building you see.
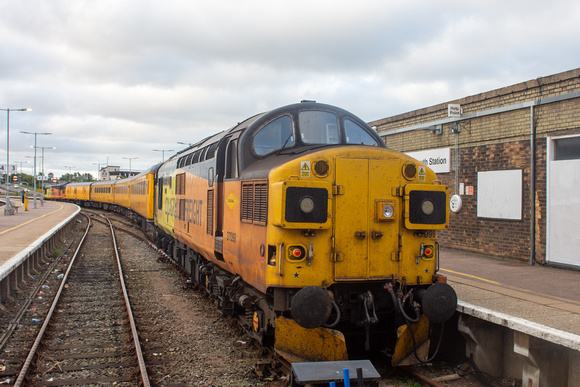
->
[369,68,580,268]
[99,165,140,180]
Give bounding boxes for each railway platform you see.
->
[440,248,580,386]
[0,200,79,305]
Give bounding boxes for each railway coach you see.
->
[154,101,457,365]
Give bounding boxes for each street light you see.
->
[2,107,30,215]
[152,149,174,162]
[64,165,76,182]
[122,156,138,176]
[34,146,55,200]
[21,130,51,209]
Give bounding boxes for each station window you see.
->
[554,136,580,160]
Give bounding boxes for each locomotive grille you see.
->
[241,181,268,225]
[253,183,268,224]
[241,183,254,222]
[207,190,214,235]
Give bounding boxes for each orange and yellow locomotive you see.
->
[51,101,457,365]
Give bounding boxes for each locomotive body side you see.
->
[154,158,179,244]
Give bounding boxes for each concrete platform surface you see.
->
[0,200,79,268]
[440,248,580,338]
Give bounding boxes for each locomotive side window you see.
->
[344,119,379,146]
[253,115,294,156]
[226,139,239,179]
[299,111,339,145]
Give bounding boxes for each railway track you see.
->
[0,208,491,386]
[3,213,150,386]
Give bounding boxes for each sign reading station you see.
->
[406,148,451,174]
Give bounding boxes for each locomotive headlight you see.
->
[382,204,394,218]
[377,200,396,221]
[421,199,435,216]
[299,196,315,214]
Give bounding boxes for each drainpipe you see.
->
[529,104,536,265]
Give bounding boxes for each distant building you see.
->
[99,165,140,180]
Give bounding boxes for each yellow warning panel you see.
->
[274,316,348,363]
[300,161,311,178]
[226,192,238,209]
[392,314,430,366]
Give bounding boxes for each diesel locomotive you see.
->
[48,101,457,365]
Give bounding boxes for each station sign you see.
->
[406,147,451,174]
[448,104,461,117]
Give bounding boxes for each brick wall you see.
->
[369,68,580,261]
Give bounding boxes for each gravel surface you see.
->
[115,218,283,386]
[1,211,523,386]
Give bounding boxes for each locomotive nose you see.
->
[291,286,333,329]
[419,282,458,323]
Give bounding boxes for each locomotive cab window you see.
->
[299,111,339,145]
[253,115,294,156]
[344,119,379,146]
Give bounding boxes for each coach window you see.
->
[206,142,218,160]
[199,147,208,161]
[193,149,202,163]
[344,119,378,146]
[253,115,294,156]
[299,111,339,145]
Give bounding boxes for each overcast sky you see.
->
[1,0,579,179]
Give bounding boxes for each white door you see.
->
[547,136,580,267]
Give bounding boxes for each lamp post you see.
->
[122,157,138,177]
[64,165,75,182]
[2,108,30,215]
[21,130,51,209]
[152,149,174,162]
[35,146,55,202]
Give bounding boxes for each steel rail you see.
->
[104,214,151,387]
[0,220,82,351]
[14,213,92,387]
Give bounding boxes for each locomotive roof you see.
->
[158,101,385,176]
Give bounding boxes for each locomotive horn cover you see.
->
[291,286,333,329]
[421,282,458,323]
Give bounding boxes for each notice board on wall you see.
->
[477,169,522,220]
